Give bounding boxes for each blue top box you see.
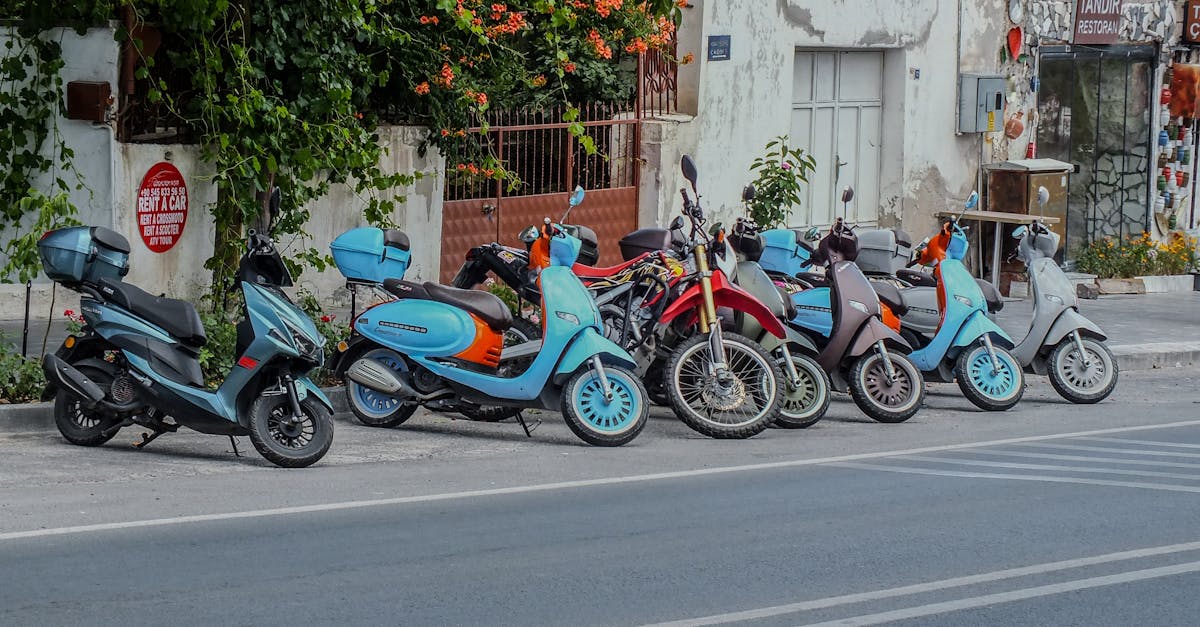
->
[758,229,811,277]
[330,227,411,284]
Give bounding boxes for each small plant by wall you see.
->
[1075,232,1199,279]
[745,136,817,228]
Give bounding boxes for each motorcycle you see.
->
[775,187,926,423]
[330,195,650,447]
[38,189,335,467]
[1006,186,1118,403]
[900,193,1026,411]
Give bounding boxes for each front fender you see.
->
[294,377,335,413]
[848,317,912,358]
[660,271,786,339]
[1044,308,1107,347]
[554,327,638,382]
[951,310,1015,350]
[763,324,821,355]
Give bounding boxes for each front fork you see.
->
[982,334,1002,376]
[694,243,730,373]
[283,374,305,423]
[1071,330,1093,368]
[875,340,898,384]
[589,355,614,401]
[779,344,802,387]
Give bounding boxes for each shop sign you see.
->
[1186,0,1200,44]
[135,162,188,253]
[1073,0,1123,45]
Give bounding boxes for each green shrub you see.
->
[746,136,817,228]
[0,338,45,404]
[1075,233,1199,279]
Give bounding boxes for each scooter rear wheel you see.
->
[247,395,334,468]
[53,360,121,447]
[848,351,924,423]
[1047,337,1118,404]
[346,349,419,428]
[561,366,649,446]
[955,343,1025,411]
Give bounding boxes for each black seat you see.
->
[870,281,909,316]
[797,271,828,287]
[897,268,937,287]
[382,278,431,300]
[422,282,513,331]
[383,229,410,250]
[975,278,1004,313]
[96,279,207,347]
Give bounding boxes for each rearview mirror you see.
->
[1036,186,1049,208]
[840,186,854,204]
[965,190,979,210]
[669,216,685,231]
[742,185,756,202]
[680,155,698,191]
[519,225,539,244]
[268,186,282,221]
[804,226,821,242]
[569,185,585,207]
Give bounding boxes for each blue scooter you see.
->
[902,193,1025,411]
[331,189,649,446]
[38,189,335,467]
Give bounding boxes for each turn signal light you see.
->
[337,340,349,353]
[64,336,76,348]
[237,356,258,369]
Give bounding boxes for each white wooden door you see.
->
[790,50,883,227]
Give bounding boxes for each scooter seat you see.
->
[96,278,207,347]
[382,278,431,300]
[572,254,649,279]
[897,268,937,287]
[975,278,1004,313]
[797,271,828,287]
[870,281,909,316]
[422,282,513,331]
[383,229,410,250]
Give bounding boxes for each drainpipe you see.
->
[121,5,136,97]
[954,0,963,135]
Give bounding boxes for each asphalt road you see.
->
[2,369,1200,626]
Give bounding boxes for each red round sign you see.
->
[135,162,188,253]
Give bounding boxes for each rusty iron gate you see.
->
[439,102,644,282]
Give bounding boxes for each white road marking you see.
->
[832,462,1200,494]
[4,418,1200,542]
[1077,436,1200,450]
[642,540,1200,627]
[1022,442,1200,458]
[960,448,1200,469]
[901,455,1200,482]
[794,560,1200,627]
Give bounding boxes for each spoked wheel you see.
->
[345,348,418,428]
[848,351,925,423]
[955,342,1025,411]
[1047,337,1118,404]
[561,366,649,446]
[247,394,334,468]
[665,332,783,439]
[773,350,832,429]
[53,360,122,446]
[504,317,542,345]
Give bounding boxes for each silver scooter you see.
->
[1007,187,1118,404]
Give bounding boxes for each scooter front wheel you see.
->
[1048,337,1118,404]
[561,365,649,446]
[773,350,832,429]
[247,394,334,468]
[955,343,1025,411]
[848,351,924,423]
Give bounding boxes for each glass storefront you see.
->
[1036,45,1154,258]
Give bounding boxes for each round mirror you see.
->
[680,155,698,187]
[965,190,980,210]
[519,225,539,244]
[669,215,686,231]
[804,226,822,242]
[569,185,586,207]
[1036,186,1050,207]
[742,185,756,202]
[840,186,855,204]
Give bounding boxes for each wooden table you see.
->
[934,210,1061,287]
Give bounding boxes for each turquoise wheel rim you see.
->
[352,350,408,417]
[967,347,1019,400]
[571,370,640,434]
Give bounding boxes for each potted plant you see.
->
[745,136,817,228]
[1075,232,1199,293]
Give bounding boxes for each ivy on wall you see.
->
[1,0,681,293]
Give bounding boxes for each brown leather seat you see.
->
[422,282,513,331]
[871,281,909,316]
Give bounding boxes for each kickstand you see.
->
[229,435,242,457]
[514,411,540,437]
[132,430,163,449]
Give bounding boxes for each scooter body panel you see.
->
[788,287,834,338]
[354,299,478,357]
[907,259,1014,373]
[554,326,638,379]
[896,286,940,336]
[659,270,787,338]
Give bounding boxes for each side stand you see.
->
[514,411,540,437]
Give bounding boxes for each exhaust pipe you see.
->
[42,354,105,407]
[346,358,411,396]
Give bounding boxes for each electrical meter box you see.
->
[958,74,1006,133]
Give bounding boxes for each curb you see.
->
[0,386,349,435]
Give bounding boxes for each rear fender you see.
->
[1044,308,1106,347]
[40,333,113,401]
[554,327,638,385]
[847,317,912,358]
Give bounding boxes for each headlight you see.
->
[848,300,869,314]
[283,319,323,361]
[954,295,973,307]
